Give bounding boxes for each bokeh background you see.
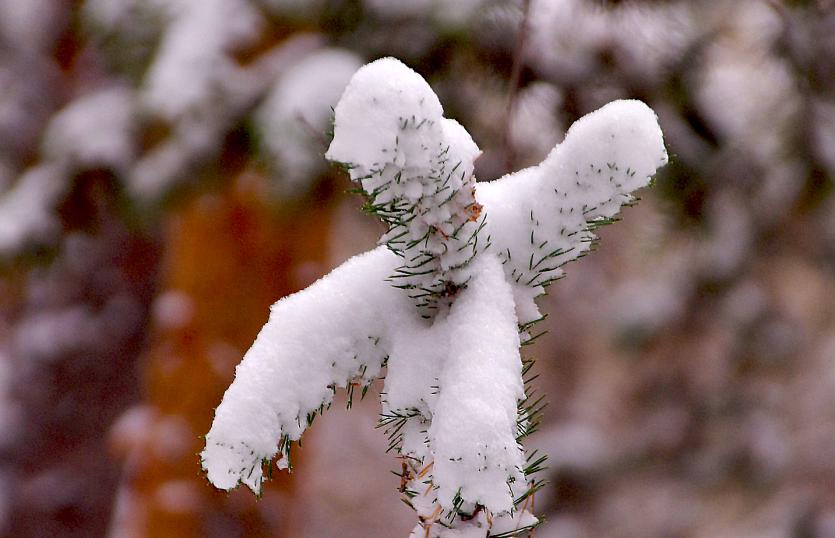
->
[1,0,834,536]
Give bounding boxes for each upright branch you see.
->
[326,60,485,318]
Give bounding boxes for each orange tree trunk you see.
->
[110,171,336,537]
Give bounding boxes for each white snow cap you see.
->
[326,58,484,316]
[326,57,444,168]
[142,0,262,120]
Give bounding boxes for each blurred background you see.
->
[0,0,834,536]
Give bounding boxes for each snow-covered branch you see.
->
[203,57,667,537]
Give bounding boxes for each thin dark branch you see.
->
[503,0,532,173]
[295,111,330,150]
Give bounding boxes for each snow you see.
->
[41,87,137,172]
[693,1,800,218]
[13,292,142,363]
[696,39,795,165]
[527,0,695,84]
[0,56,57,170]
[109,405,156,456]
[256,0,325,16]
[326,57,444,169]
[429,254,524,513]
[202,246,407,491]
[128,23,323,202]
[0,0,66,52]
[327,58,484,317]
[0,164,67,257]
[14,306,99,361]
[204,57,667,535]
[509,82,563,165]
[363,0,432,18]
[152,290,195,330]
[141,0,262,120]
[256,48,363,196]
[527,0,609,82]
[363,0,486,26]
[0,161,10,192]
[81,0,136,30]
[477,99,667,293]
[610,3,695,79]
[611,274,686,339]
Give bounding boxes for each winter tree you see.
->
[202,57,667,537]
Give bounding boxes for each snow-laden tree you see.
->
[202,57,667,537]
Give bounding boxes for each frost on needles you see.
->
[202,57,667,537]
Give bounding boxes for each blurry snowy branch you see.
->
[0,2,360,259]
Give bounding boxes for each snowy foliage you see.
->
[326,59,485,318]
[527,0,695,84]
[0,164,67,257]
[141,0,263,121]
[256,48,363,196]
[0,87,137,258]
[203,58,667,537]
